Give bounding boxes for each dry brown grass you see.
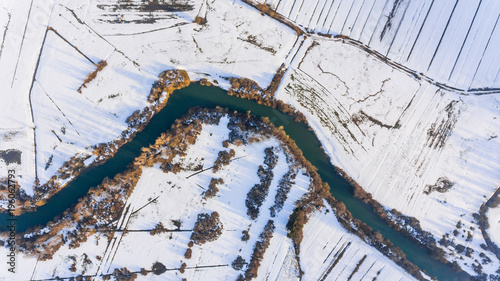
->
[78,60,107,93]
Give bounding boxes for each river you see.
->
[0,83,470,280]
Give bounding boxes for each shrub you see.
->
[241,230,250,241]
[184,248,192,259]
[203,178,224,199]
[190,212,223,245]
[194,16,206,25]
[213,149,235,172]
[179,262,187,273]
[78,60,107,93]
[150,222,167,235]
[245,220,275,280]
[232,256,246,271]
[152,262,167,275]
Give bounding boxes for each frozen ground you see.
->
[0,113,417,280]
[256,0,500,91]
[300,202,416,281]
[0,0,298,198]
[1,0,499,279]
[275,36,500,277]
[487,196,500,250]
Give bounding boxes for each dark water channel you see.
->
[0,83,470,280]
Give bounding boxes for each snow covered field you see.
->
[0,0,298,199]
[1,0,499,279]
[488,201,500,249]
[275,36,500,277]
[256,0,500,91]
[0,112,418,280]
[300,202,416,281]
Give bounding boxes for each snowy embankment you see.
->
[488,203,500,249]
[0,0,53,194]
[0,0,298,198]
[275,36,500,277]
[300,203,416,281]
[256,0,500,91]
[0,111,418,281]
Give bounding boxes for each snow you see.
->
[300,202,417,281]
[0,0,53,194]
[257,0,500,90]
[1,0,499,279]
[0,0,298,196]
[275,36,500,276]
[104,118,309,279]
[31,26,153,188]
[1,114,420,280]
[488,203,500,248]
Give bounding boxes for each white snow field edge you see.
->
[256,0,500,91]
[275,36,500,277]
[0,0,298,197]
[0,114,419,281]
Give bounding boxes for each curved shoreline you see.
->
[478,186,500,262]
[0,76,470,280]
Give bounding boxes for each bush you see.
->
[245,147,277,219]
[152,262,167,275]
[179,262,187,273]
[241,230,250,241]
[150,222,167,235]
[78,60,107,93]
[191,212,223,245]
[213,149,235,172]
[194,16,206,25]
[184,248,192,259]
[245,220,275,280]
[232,256,246,271]
[203,178,224,199]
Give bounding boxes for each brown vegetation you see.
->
[4,105,428,281]
[179,262,187,274]
[148,69,190,103]
[245,1,303,35]
[245,147,277,219]
[199,78,213,86]
[190,212,223,245]
[212,149,235,172]
[244,220,275,280]
[2,69,192,216]
[227,73,308,124]
[12,107,209,259]
[150,222,168,235]
[241,230,250,241]
[78,60,107,93]
[194,16,207,25]
[111,267,137,281]
[184,248,192,259]
[203,178,224,199]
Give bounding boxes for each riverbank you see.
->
[2,107,427,280]
[0,70,190,215]
[0,78,473,280]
